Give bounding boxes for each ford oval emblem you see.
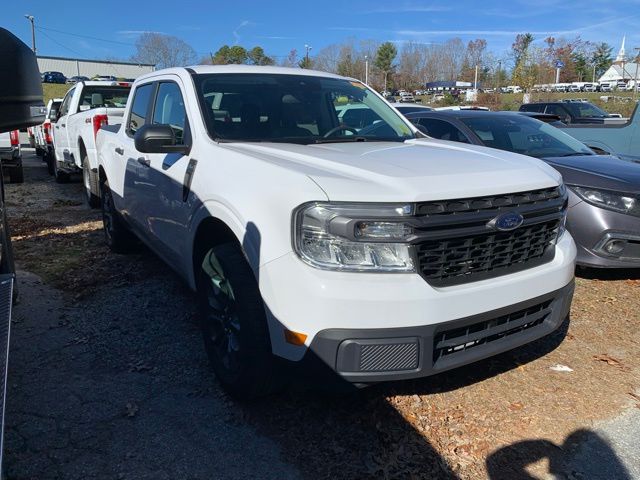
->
[489,212,524,231]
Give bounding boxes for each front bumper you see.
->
[259,233,576,363]
[567,200,640,268]
[306,280,574,383]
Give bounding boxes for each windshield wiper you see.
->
[314,136,369,144]
[557,152,593,157]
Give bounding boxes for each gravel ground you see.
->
[3,149,640,479]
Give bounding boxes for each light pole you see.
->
[304,44,312,65]
[24,14,36,54]
[474,64,479,91]
[592,63,596,83]
[495,60,502,91]
[364,55,369,84]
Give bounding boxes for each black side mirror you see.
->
[0,28,45,132]
[48,108,58,121]
[134,124,189,154]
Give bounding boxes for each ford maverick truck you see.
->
[96,66,576,397]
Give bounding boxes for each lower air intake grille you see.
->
[359,342,419,372]
[433,299,553,365]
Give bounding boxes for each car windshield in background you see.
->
[460,115,595,158]
[565,102,609,118]
[79,87,131,108]
[193,73,415,143]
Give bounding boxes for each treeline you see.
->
[130,32,625,92]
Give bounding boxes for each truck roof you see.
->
[135,65,352,83]
[77,81,132,87]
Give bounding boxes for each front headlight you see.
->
[293,202,416,272]
[571,186,639,217]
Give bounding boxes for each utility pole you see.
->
[634,47,640,102]
[474,64,479,90]
[24,14,36,54]
[364,55,369,84]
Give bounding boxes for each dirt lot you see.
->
[4,150,640,479]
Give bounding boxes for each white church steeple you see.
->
[615,36,626,63]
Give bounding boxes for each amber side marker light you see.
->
[284,330,308,346]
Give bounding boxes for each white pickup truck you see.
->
[96,66,576,398]
[0,130,22,183]
[34,98,63,175]
[51,81,131,206]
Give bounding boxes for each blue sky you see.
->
[4,0,640,64]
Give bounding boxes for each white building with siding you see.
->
[37,55,155,79]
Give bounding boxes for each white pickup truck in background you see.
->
[51,81,131,206]
[34,98,63,175]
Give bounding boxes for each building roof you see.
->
[599,63,640,82]
[37,54,155,67]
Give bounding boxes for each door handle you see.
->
[61,124,66,128]
[115,147,124,155]
[137,157,150,167]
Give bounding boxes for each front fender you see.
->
[185,200,251,290]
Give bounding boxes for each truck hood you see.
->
[543,154,640,194]
[221,139,561,202]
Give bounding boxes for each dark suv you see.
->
[42,71,67,84]
[519,101,613,124]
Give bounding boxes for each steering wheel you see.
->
[323,125,359,138]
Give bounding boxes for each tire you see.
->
[196,242,281,398]
[45,150,55,176]
[35,147,45,158]
[53,153,70,184]
[9,164,24,184]
[82,152,100,208]
[100,179,136,254]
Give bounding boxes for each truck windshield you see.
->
[192,73,416,143]
[79,86,131,109]
[460,114,595,158]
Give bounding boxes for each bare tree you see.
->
[131,32,196,69]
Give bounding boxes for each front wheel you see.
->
[100,179,136,253]
[196,242,281,398]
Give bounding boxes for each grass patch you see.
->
[42,83,72,103]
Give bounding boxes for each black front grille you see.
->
[433,299,553,365]
[412,187,565,286]
[417,219,559,286]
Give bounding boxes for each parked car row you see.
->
[40,72,136,85]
